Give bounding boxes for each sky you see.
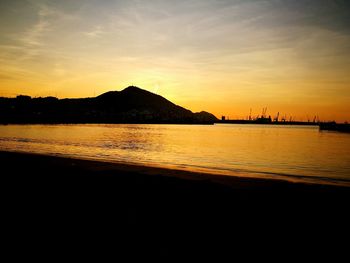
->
[0,0,349,121]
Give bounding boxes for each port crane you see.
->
[274,112,280,122]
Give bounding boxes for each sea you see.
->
[0,124,349,186]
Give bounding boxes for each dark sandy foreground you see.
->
[1,151,349,258]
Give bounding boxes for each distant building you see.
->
[221,116,226,121]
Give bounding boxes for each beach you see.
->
[2,150,349,257]
[2,151,349,219]
[2,150,348,195]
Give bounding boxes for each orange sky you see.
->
[0,0,349,122]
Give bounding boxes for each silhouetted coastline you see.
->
[217,119,350,133]
[0,86,218,125]
[216,119,319,126]
[319,122,350,133]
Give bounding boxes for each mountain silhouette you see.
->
[0,86,218,124]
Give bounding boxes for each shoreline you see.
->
[2,149,350,188]
[1,150,349,191]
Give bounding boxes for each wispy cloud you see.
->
[19,4,52,47]
[0,73,15,81]
[0,0,349,120]
[9,3,54,62]
[84,26,105,38]
[12,1,78,60]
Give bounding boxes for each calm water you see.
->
[0,124,349,185]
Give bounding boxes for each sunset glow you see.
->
[1,0,349,121]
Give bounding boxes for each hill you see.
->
[0,86,218,124]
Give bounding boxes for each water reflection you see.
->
[0,124,349,185]
[98,125,165,152]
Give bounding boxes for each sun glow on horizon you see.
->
[0,0,349,122]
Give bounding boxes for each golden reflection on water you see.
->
[0,124,349,184]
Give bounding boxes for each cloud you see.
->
[10,1,78,61]
[0,0,349,120]
[19,3,53,47]
[0,73,15,81]
[84,26,105,38]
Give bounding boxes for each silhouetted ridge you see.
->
[0,86,218,124]
[95,86,192,116]
[122,85,147,93]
